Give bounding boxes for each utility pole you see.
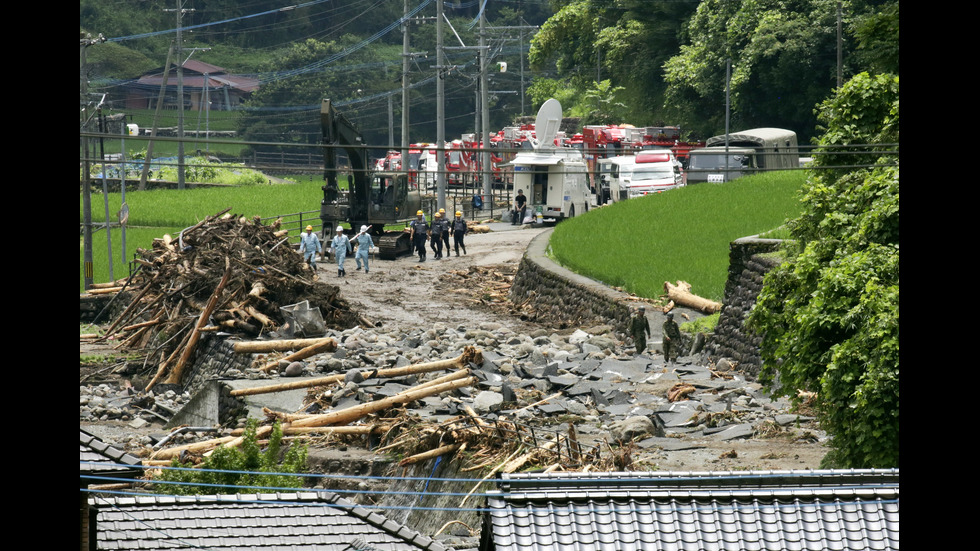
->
[479,10,491,200]
[402,0,411,163]
[165,0,194,189]
[436,0,446,211]
[81,32,105,291]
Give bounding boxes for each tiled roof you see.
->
[483,470,899,551]
[80,428,142,477]
[90,491,449,551]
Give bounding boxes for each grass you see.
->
[89,108,246,159]
[550,171,807,302]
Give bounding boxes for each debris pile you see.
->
[98,209,360,390]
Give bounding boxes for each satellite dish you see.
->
[531,99,562,150]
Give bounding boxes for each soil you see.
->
[80,221,829,472]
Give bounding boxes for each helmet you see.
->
[335,226,344,233]
[439,208,446,214]
[360,225,369,233]
[455,211,462,216]
[665,311,674,319]
[416,210,424,216]
[638,305,646,312]
[305,225,313,231]
[434,212,441,218]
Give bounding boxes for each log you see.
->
[663,280,722,314]
[288,376,477,428]
[258,337,339,372]
[148,435,238,461]
[232,337,333,354]
[232,346,480,396]
[163,256,233,386]
[399,443,461,466]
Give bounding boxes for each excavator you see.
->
[319,99,433,259]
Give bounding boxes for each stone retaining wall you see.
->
[511,228,786,378]
[509,228,634,333]
[702,237,784,377]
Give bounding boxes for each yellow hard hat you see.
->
[434,212,441,218]
[439,208,446,213]
[416,210,424,216]
[455,211,462,216]
[305,225,313,231]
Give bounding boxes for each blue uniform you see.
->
[299,231,321,269]
[331,234,352,276]
[354,232,374,272]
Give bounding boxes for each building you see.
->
[124,59,259,112]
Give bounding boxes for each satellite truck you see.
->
[502,99,591,222]
[319,99,434,259]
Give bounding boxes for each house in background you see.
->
[123,60,259,112]
[481,469,899,550]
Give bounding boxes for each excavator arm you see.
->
[321,99,370,231]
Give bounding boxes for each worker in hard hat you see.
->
[353,224,375,273]
[409,210,429,262]
[430,212,446,260]
[299,224,322,272]
[330,226,352,277]
[451,210,467,256]
[439,208,451,254]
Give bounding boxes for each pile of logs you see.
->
[97,209,360,390]
[141,346,610,476]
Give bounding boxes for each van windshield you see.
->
[630,163,674,181]
[690,154,751,170]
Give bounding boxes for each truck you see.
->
[600,149,684,202]
[319,99,433,259]
[687,128,798,183]
[504,99,591,222]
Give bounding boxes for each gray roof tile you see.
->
[90,492,449,550]
[485,470,898,551]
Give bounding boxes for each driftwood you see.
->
[99,210,360,385]
[258,337,338,372]
[663,280,722,314]
[289,376,477,428]
[232,346,482,397]
[399,443,462,466]
[232,338,336,354]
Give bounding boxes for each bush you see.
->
[153,420,308,495]
[748,73,899,468]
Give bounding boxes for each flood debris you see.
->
[93,209,360,391]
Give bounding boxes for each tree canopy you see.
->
[748,72,899,468]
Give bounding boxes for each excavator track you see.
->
[377,232,412,260]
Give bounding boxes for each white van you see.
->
[603,150,684,202]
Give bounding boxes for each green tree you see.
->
[154,419,309,495]
[662,0,898,141]
[748,72,898,468]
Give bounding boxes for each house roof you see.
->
[80,428,142,479]
[482,469,899,551]
[90,491,449,551]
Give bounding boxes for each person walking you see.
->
[662,311,683,363]
[353,224,374,273]
[628,305,651,356]
[409,210,429,262]
[439,208,451,253]
[451,210,467,256]
[330,226,352,277]
[299,225,322,272]
[513,189,527,225]
[430,212,446,260]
